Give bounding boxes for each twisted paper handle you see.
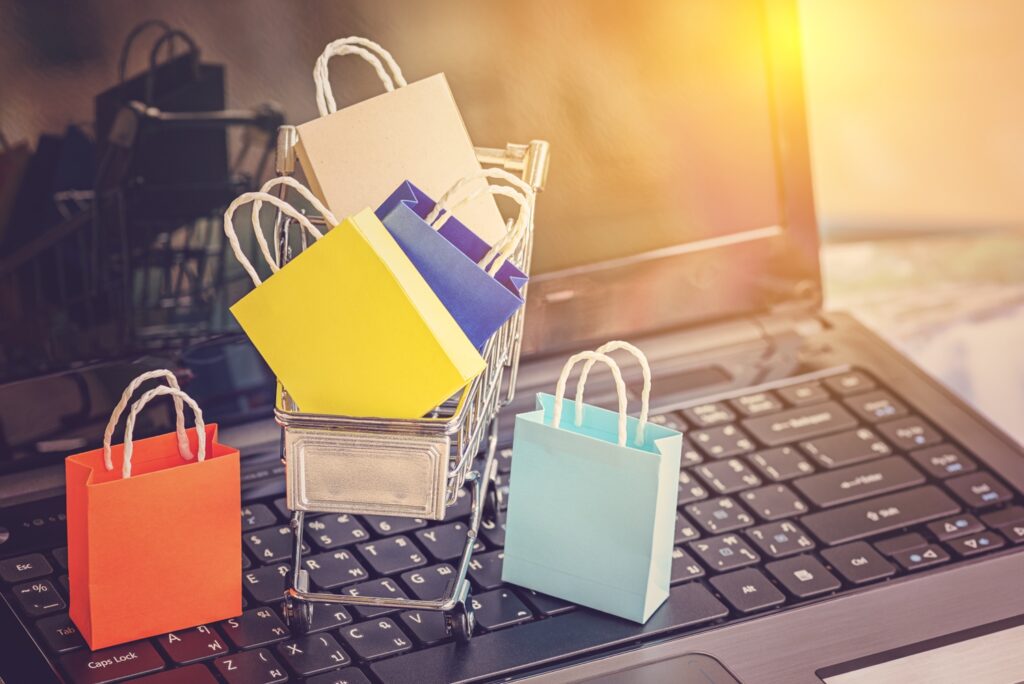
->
[103,369,191,472]
[577,341,651,445]
[551,351,628,446]
[121,386,206,479]
[314,37,407,117]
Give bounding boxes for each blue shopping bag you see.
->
[375,172,530,349]
[502,343,683,623]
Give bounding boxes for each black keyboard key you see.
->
[343,578,408,619]
[520,589,575,616]
[52,546,69,570]
[801,486,959,545]
[685,496,754,534]
[1002,525,1024,545]
[363,515,427,537]
[927,513,984,541]
[400,563,458,600]
[682,402,736,428]
[800,428,891,469]
[670,547,706,583]
[242,504,278,532]
[0,553,53,583]
[794,457,924,508]
[948,530,1006,557]
[277,633,352,676]
[273,497,291,520]
[399,610,452,646]
[824,371,875,395]
[674,512,701,544]
[243,563,292,604]
[746,520,815,559]
[874,532,928,556]
[680,441,704,468]
[877,416,942,451]
[306,514,371,550]
[416,522,471,562]
[468,550,505,591]
[843,390,908,423]
[134,665,218,683]
[946,472,1013,508]
[710,568,785,613]
[650,412,687,431]
[677,471,709,505]
[981,505,1024,529]
[155,624,227,664]
[821,542,895,584]
[744,402,858,447]
[765,555,840,598]
[740,484,808,521]
[213,648,288,683]
[911,444,977,479]
[304,549,369,590]
[730,392,783,417]
[892,544,949,571]
[496,447,513,473]
[370,582,728,684]
[443,488,473,521]
[220,606,291,649]
[778,381,829,406]
[35,612,86,653]
[246,525,307,564]
[472,588,533,631]
[748,447,815,482]
[298,602,354,634]
[57,573,69,594]
[696,459,762,494]
[357,536,427,575]
[242,552,252,571]
[307,666,373,684]
[341,618,413,661]
[690,424,755,459]
[11,579,65,617]
[479,517,507,547]
[690,533,760,571]
[60,640,165,683]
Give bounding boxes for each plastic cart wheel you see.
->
[446,594,475,642]
[283,569,314,633]
[483,468,502,522]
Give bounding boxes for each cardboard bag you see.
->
[66,371,241,649]
[502,343,682,623]
[223,178,484,418]
[375,170,531,348]
[295,37,507,247]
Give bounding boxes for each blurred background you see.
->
[0,0,1021,442]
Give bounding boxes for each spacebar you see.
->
[370,582,729,684]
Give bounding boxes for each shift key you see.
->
[60,640,165,683]
[802,486,959,545]
[743,402,857,447]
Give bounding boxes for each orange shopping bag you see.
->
[66,370,241,649]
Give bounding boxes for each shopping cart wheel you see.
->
[483,470,502,522]
[282,595,313,634]
[446,594,475,642]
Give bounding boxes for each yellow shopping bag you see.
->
[223,177,484,418]
[295,37,508,247]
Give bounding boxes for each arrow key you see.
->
[927,514,983,541]
[892,544,949,572]
[947,530,1006,558]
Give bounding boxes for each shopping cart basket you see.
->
[267,125,550,641]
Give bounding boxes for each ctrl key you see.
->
[213,648,288,683]
[60,640,164,684]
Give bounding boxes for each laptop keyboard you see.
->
[3,368,1024,683]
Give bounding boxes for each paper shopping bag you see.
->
[224,179,485,418]
[375,175,529,348]
[295,37,507,246]
[503,344,682,623]
[66,374,240,649]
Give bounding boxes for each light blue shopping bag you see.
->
[502,345,683,623]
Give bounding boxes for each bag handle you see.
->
[117,19,174,84]
[425,169,535,276]
[551,351,629,447]
[121,386,206,479]
[223,189,327,287]
[143,29,201,103]
[247,177,338,277]
[577,341,651,445]
[314,37,408,117]
[103,369,192,473]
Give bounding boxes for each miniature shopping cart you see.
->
[266,126,550,641]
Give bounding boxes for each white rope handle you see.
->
[577,341,651,445]
[121,386,206,479]
[103,370,191,472]
[424,169,534,225]
[223,191,325,288]
[248,177,338,274]
[551,351,628,447]
[314,37,408,117]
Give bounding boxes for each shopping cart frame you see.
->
[267,125,550,641]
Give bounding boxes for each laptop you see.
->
[2,0,1024,682]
